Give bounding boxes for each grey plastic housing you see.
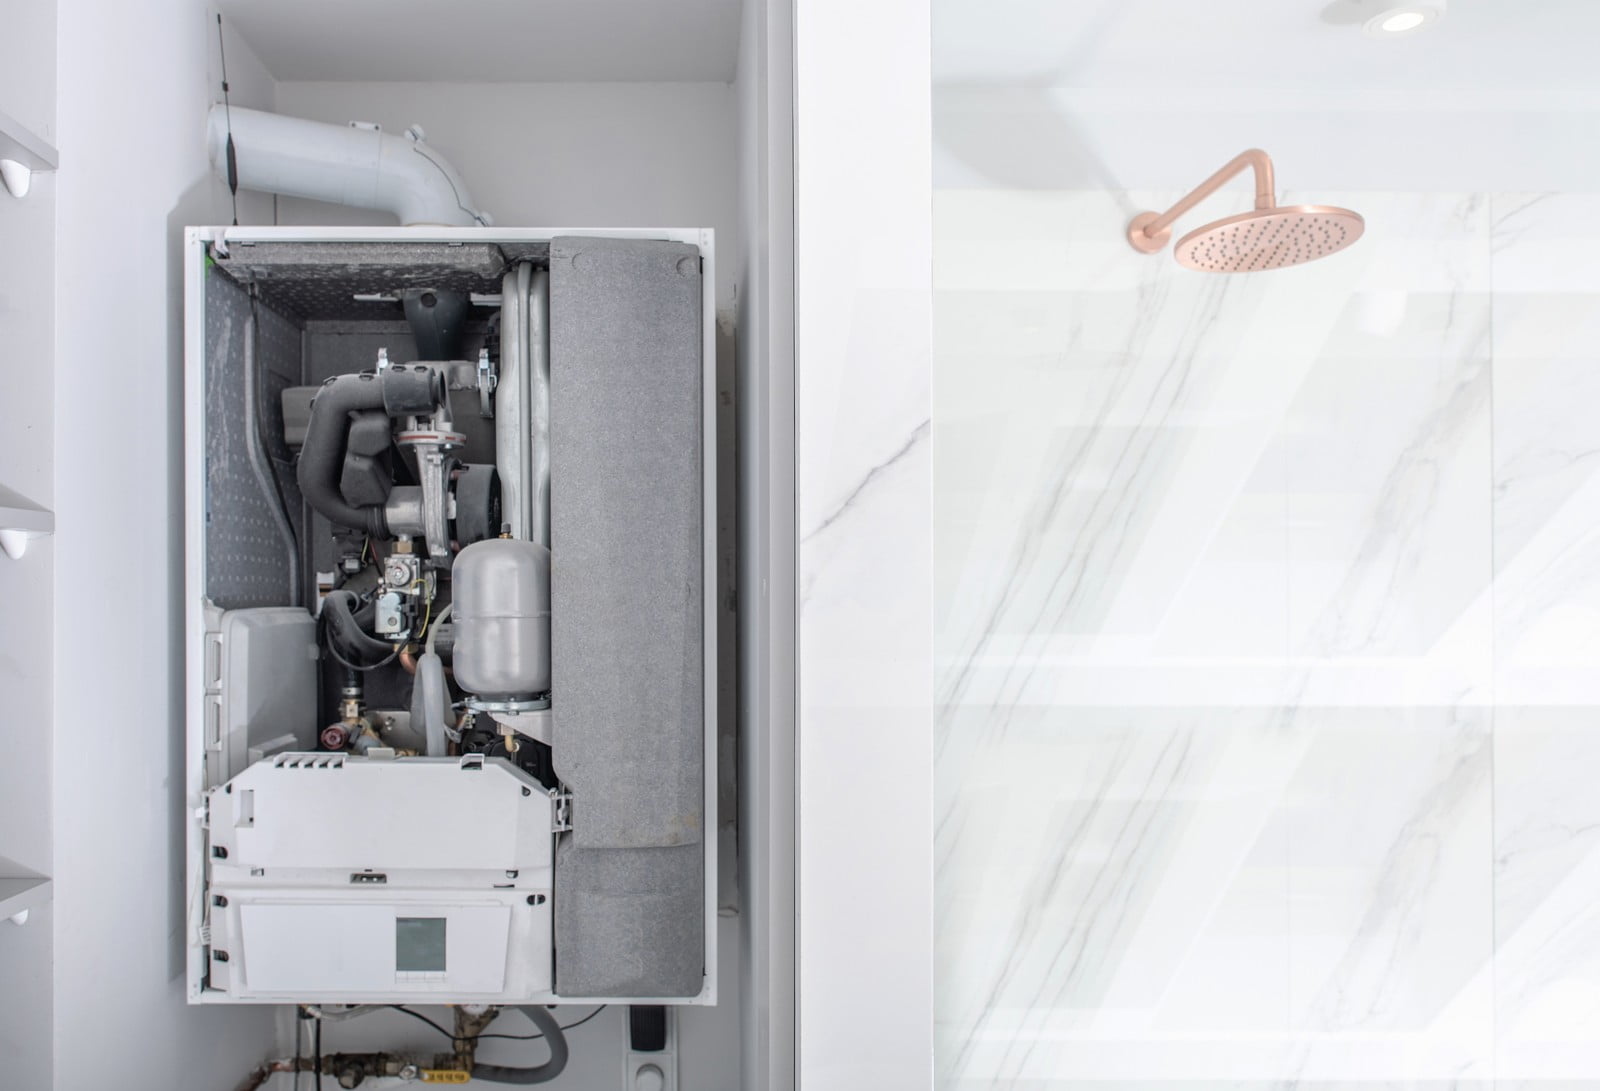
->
[213,606,319,781]
[453,538,552,699]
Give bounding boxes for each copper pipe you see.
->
[1142,148,1276,239]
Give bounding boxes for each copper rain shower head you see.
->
[1126,149,1365,272]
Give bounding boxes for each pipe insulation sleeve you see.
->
[205,105,487,227]
[296,368,446,538]
[529,267,551,550]
[495,265,531,540]
[322,590,392,659]
[470,1006,569,1085]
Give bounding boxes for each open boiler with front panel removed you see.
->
[182,226,716,1014]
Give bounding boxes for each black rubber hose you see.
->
[322,589,393,659]
[470,1006,569,1085]
[295,365,444,538]
[296,372,393,537]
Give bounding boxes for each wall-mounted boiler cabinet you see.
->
[183,226,716,1009]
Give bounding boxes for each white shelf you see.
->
[0,482,53,560]
[0,874,51,926]
[0,108,57,172]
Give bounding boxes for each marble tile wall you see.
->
[934,190,1600,1087]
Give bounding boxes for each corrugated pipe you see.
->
[206,105,488,227]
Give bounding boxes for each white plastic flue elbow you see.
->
[205,105,488,227]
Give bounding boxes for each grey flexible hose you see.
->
[470,1006,568,1085]
[242,299,301,605]
[425,602,452,657]
[412,650,450,757]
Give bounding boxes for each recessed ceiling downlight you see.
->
[1382,10,1427,31]
[1362,0,1445,36]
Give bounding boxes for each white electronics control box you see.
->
[204,753,559,1003]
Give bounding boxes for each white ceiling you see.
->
[934,0,1600,97]
[219,0,744,83]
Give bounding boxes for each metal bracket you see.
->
[477,348,497,418]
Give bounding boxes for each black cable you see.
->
[313,1015,324,1090]
[550,1007,608,1035]
[386,1005,606,1043]
[387,1004,457,1042]
[411,144,488,226]
[293,1013,303,1091]
[215,14,239,226]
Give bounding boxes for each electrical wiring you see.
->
[313,1015,324,1090]
[548,1006,608,1035]
[386,1004,607,1043]
[415,582,432,646]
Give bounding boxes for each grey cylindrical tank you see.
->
[453,539,551,699]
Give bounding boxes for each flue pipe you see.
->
[206,105,487,227]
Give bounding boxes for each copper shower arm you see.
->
[1128,148,1277,253]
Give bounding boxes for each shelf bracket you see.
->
[0,108,59,200]
[0,483,54,560]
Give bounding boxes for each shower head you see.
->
[1127,149,1364,272]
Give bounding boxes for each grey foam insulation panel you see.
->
[549,236,704,850]
[548,235,705,998]
[204,268,307,608]
[554,838,704,998]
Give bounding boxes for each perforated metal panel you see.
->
[211,240,546,320]
[203,270,302,608]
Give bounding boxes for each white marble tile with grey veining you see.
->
[935,190,1493,716]
[931,186,1600,1090]
[1493,708,1600,1081]
[935,705,1491,1088]
[1491,194,1600,705]
[1282,193,1493,707]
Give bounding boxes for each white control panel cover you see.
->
[205,754,556,1002]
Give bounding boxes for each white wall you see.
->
[52,2,280,1087]
[0,2,57,1087]
[794,1,934,1088]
